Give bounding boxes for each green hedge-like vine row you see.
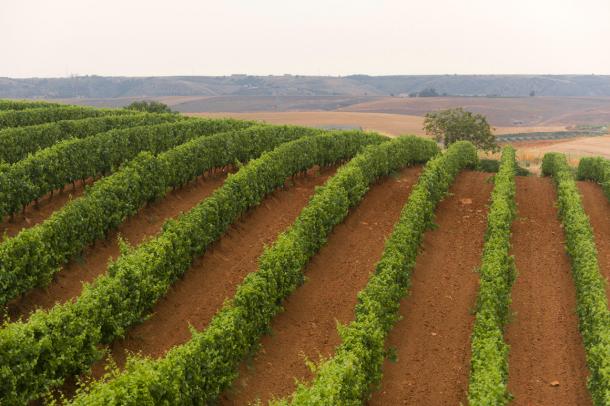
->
[0,105,134,129]
[542,153,610,406]
[0,112,183,164]
[467,147,517,405]
[0,118,251,219]
[0,128,384,404]
[270,141,477,406]
[0,99,62,111]
[68,136,440,406]
[577,156,610,200]
[0,122,297,308]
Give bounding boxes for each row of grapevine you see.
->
[0,112,183,164]
[542,153,610,406]
[467,147,517,405]
[68,135,439,405]
[0,118,251,220]
[0,105,135,129]
[272,141,478,405]
[577,157,610,197]
[0,123,299,307]
[0,128,384,404]
[0,99,62,111]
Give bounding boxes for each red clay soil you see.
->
[220,166,423,405]
[0,179,91,238]
[505,177,591,405]
[91,166,337,376]
[368,171,492,406]
[4,172,228,323]
[577,180,610,301]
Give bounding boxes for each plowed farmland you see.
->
[0,100,608,406]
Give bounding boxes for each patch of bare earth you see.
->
[505,177,591,405]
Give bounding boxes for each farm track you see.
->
[368,171,492,406]
[4,171,229,323]
[88,166,338,379]
[0,179,92,238]
[220,166,423,405]
[505,177,591,405]
[578,180,610,302]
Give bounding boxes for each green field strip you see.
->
[0,112,184,164]
[467,147,517,405]
[0,99,63,111]
[0,105,135,130]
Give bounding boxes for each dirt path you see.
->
[505,177,591,405]
[220,167,423,405]
[93,167,337,375]
[367,171,491,406]
[577,180,610,301]
[0,179,91,238]
[4,172,228,322]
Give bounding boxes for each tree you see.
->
[124,100,173,114]
[423,107,498,151]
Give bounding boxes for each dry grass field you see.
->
[190,111,567,137]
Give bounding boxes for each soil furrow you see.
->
[577,180,610,301]
[505,176,591,405]
[0,178,92,238]
[368,171,491,406]
[93,166,337,375]
[220,166,423,405]
[4,172,228,322]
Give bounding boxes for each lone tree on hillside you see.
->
[124,100,174,114]
[423,107,498,151]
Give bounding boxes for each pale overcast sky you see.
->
[1,0,609,78]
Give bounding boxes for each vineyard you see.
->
[0,99,608,406]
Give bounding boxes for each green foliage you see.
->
[67,135,439,406]
[0,99,62,111]
[0,105,134,130]
[0,113,183,164]
[468,147,517,405]
[0,119,254,306]
[577,157,610,205]
[0,129,387,405]
[542,153,610,406]
[424,107,498,152]
[272,141,477,406]
[124,100,174,114]
[0,118,250,220]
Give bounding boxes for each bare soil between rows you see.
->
[91,166,337,376]
[4,171,229,323]
[220,166,423,405]
[505,176,591,405]
[577,180,610,302]
[368,171,492,406]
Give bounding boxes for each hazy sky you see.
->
[2,0,609,78]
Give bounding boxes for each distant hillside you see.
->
[2,75,610,99]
